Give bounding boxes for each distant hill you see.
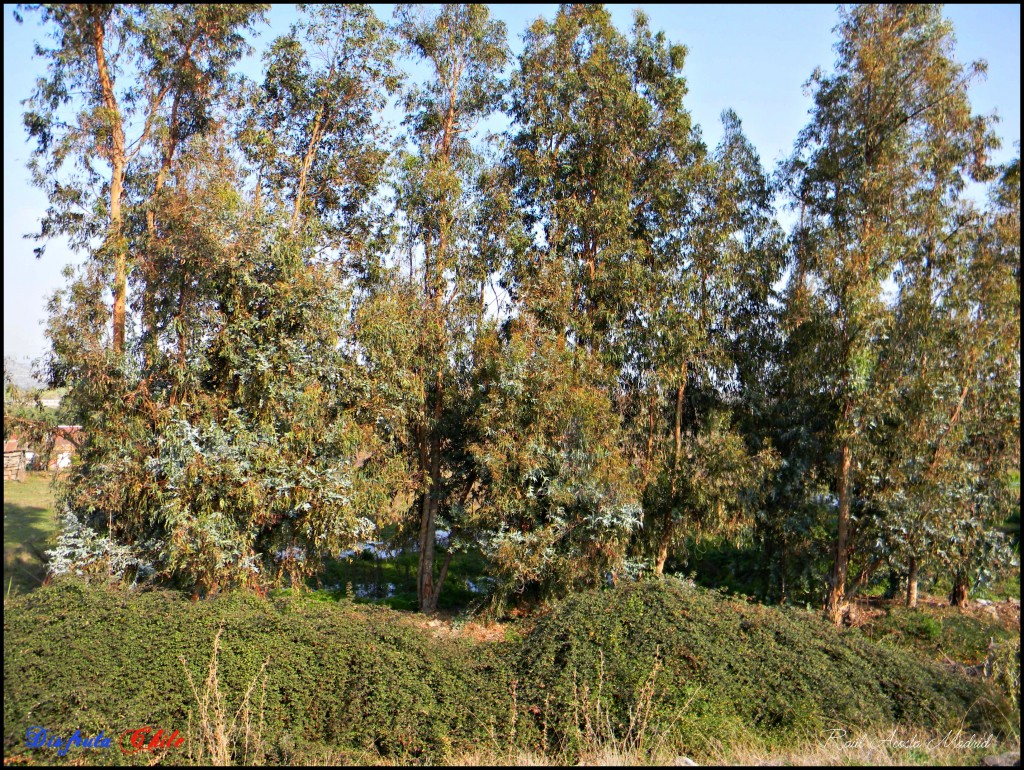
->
[3,356,46,391]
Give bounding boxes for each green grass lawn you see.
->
[3,471,58,594]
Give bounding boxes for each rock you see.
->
[672,757,699,766]
[976,599,993,606]
[980,752,1020,766]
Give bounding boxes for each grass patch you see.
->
[863,604,1018,664]
[3,471,58,594]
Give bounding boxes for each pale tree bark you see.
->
[291,105,326,231]
[906,555,918,608]
[93,15,127,355]
[825,440,853,625]
[655,361,687,576]
[291,54,345,233]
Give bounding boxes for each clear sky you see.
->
[4,4,1020,364]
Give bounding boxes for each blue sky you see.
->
[4,4,1020,363]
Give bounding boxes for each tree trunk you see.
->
[143,92,178,367]
[949,571,968,608]
[655,362,688,576]
[416,492,434,611]
[94,15,127,355]
[674,364,687,463]
[417,363,446,613]
[645,393,656,471]
[111,162,127,355]
[906,556,918,608]
[429,550,453,611]
[884,568,900,600]
[654,510,672,576]
[825,441,852,625]
[291,115,322,231]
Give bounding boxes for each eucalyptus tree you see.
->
[937,157,1020,606]
[863,208,984,608]
[133,4,267,366]
[47,131,400,595]
[379,3,507,612]
[469,316,641,608]
[20,3,144,355]
[642,112,784,575]
[784,4,996,623]
[506,6,697,362]
[238,3,399,251]
[27,4,396,594]
[506,6,692,577]
[19,4,265,356]
[507,6,781,577]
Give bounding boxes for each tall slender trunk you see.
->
[111,161,127,355]
[825,440,853,625]
[291,112,323,231]
[143,81,181,366]
[418,220,448,612]
[906,555,918,608]
[291,59,338,232]
[654,510,672,576]
[655,362,687,576]
[94,16,127,355]
[415,69,463,613]
[645,392,656,472]
[415,422,432,607]
[418,386,444,612]
[417,488,437,610]
[143,151,174,367]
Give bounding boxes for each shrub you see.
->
[5,577,1013,766]
[512,578,1012,760]
[3,580,514,764]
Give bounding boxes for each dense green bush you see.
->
[4,578,1014,765]
[3,580,514,765]
[513,578,1013,758]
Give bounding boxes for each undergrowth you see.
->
[4,577,1017,765]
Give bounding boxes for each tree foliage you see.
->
[18,4,1019,615]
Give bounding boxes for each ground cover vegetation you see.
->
[4,2,1020,764]
[3,578,1018,765]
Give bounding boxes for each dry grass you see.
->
[706,726,1020,766]
[567,649,669,758]
[432,727,1020,766]
[180,624,270,766]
